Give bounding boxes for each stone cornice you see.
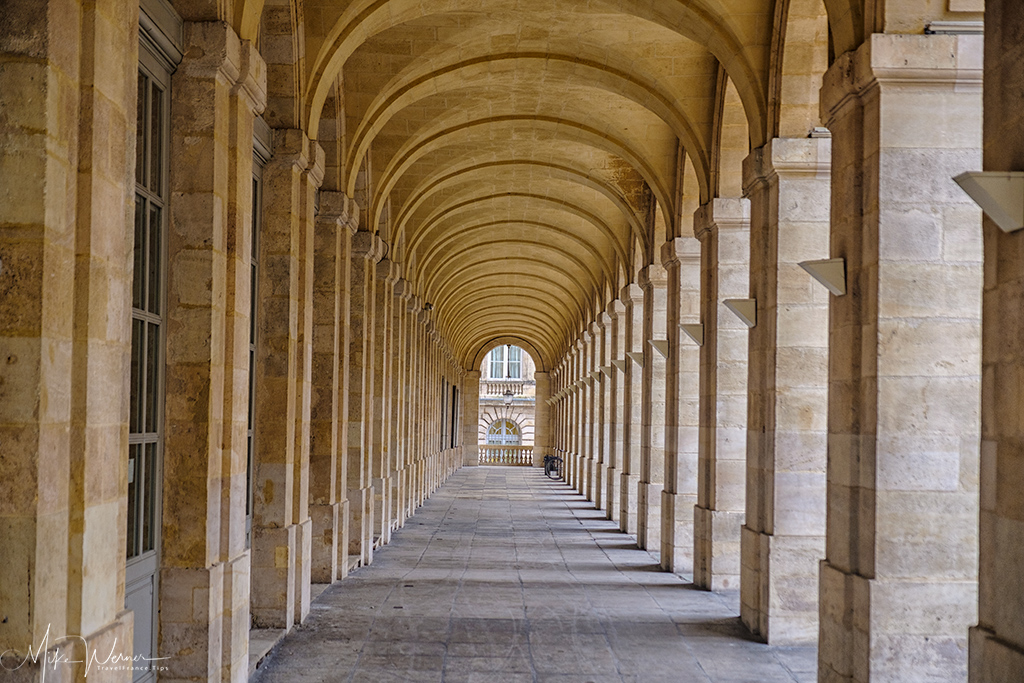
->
[660,237,701,268]
[693,197,750,241]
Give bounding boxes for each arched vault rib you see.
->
[422,241,605,307]
[468,336,549,373]
[444,294,573,343]
[452,317,560,366]
[436,280,585,332]
[304,0,768,146]
[423,252,599,316]
[363,115,669,249]
[413,220,615,291]
[394,159,640,265]
[407,192,632,273]
[345,53,711,202]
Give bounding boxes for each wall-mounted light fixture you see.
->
[600,365,613,378]
[724,299,756,328]
[503,388,514,406]
[799,258,846,296]
[611,359,627,372]
[626,351,644,367]
[680,323,704,346]
[954,171,1024,233]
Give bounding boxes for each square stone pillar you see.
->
[346,231,384,567]
[605,301,626,523]
[463,371,481,466]
[309,193,357,585]
[389,279,411,530]
[161,21,269,679]
[819,33,982,683]
[638,265,668,555]
[0,0,138,676]
[370,258,397,547]
[694,197,751,591]
[661,238,701,574]
[590,321,606,507]
[250,126,321,630]
[620,282,644,535]
[739,137,831,644]
[971,5,1024,679]
[534,371,552,467]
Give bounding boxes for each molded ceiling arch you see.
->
[344,51,712,201]
[365,116,667,252]
[396,158,640,267]
[467,336,548,373]
[436,280,585,331]
[303,0,769,146]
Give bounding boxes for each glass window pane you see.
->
[142,442,157,553]
[148,205,161,314]
[145,322,159,433]
[136,73,146,186]
[127,444,140,558]
[133,197,145,310]
[149,85,163,194]
[130,319,143,433]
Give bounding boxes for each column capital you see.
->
[352,230,386,262]
[232,39,267,115]
[619,282,643,305]
[606,298,626,317]
[660,236,701,268]
[742,137,832,194]
[270,128,311,173]
[821,32,982,126]
[597,311,612,327]
[693,197,750,242]
[589,320,602,337]
[376,257,400,283]
[316,191,358,233]
[637,263,667,290]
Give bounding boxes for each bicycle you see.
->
[543,454,563,479]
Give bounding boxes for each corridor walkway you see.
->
[252,468,816,682]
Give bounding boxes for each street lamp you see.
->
[503,388,514,406]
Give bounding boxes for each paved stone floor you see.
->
[253,467,816,682]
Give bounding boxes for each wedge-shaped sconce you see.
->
[582,375,594,387]
[626,351,644,367]
[680,323,704,346]
[953,171,1024,233]
[600,365,613,378]
[799,258,846,296]
[724,299,757,328]
[611,359,627,372]
[589,370,601,380]
[649,339,669,359]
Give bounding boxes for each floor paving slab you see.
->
[252,467,816,682]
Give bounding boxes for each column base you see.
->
[970,625,1024,683]
[619,472,640,535]
[606,466,620,523]
[739,526,822,645]
[337,499,350,579]
[818,560,974,683]
[250,524,296,628]
[373,476,392,546]
[347,486,374,566]
[693,505,743,591]
[660,490,695,574]
[637,481,663,554]
[594,461,604,509]
[309,502,340,583]
[294,517,311,625]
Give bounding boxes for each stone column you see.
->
[594,315,611,510]
[162,27,270,682]
[606,301,626,523]
[389,279,411,529]
[309,192,357,584]
[346,231,383,567]
[819,33,982,682]
[569,345,582,491]
[620,282,644,534]
[638,265,668,554]
[0,0,137,674]
[534,371,552,467]
[973,5,1024,678]
[661,238,701,574]
[739,137,831,643]
[694,197,751,591]
[463,371,481,466]
[584,329,598,501]
[250,126,321,629]
[370,258,397,546]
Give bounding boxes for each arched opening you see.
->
[486,419,521,446]
[477,344,537,466]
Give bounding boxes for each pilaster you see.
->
[619,282,645,535]
[638,264,669,556]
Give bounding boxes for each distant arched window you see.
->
[486,419,521,445]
